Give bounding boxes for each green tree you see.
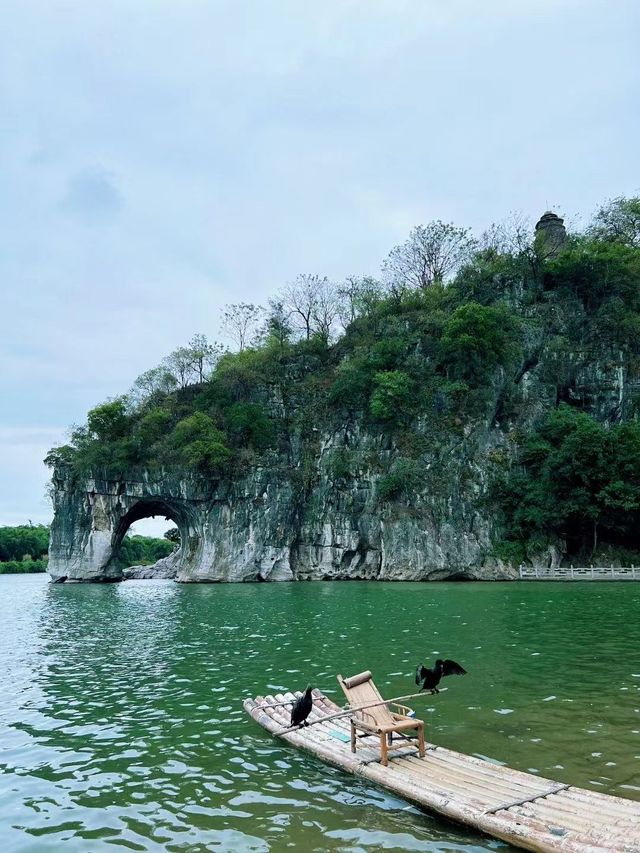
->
[439,303,518,384]
[544,238,640,314]
[498,406,640,557]
[87,398,130,442]
[169,413,231,473]
[225,403,274,449]
[0,524,49,562]
[588,196,640,248]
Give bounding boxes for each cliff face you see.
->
[48,431,508,583]
[49,335,634,583]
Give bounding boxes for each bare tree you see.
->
[478,212,533,256]
[221,303,264,351]
[382,220,477,290]
[312,277,342,340]
[162,346,195,389]
[130,335,224,403]
[280,274,321,340]
[280,274,343,341]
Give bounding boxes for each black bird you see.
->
[291,685,313,727]
[415,659,466,694]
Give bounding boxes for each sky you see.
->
[1,0,638,534]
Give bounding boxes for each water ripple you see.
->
[1,575,639,851]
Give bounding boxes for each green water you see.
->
[1,576,639,852]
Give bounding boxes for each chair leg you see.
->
[387,732,393,746]
[417,723,425,758]
[380,734,388,767]
[350,719,356,754]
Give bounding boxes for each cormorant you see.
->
[291,685,313,727]
[415,659,466,693]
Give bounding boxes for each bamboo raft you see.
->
[244,689,640,853]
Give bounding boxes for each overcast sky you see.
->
[1,0,638,533]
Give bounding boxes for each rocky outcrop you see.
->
[48,318,636,583]
[123,551,180,579]
[48,418,518,583]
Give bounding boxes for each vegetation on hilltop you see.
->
[46,197,640,563]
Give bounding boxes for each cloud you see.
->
[0,0,639,524]
[59,165,123,221]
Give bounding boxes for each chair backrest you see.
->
[337,670,395,728]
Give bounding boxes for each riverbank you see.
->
[0,559,46,574]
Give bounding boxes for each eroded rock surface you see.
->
[48,335,635,583]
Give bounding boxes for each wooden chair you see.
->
[337,670,425,766]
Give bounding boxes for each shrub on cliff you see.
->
[167,413,232,474]
[378,458,422,501]
[370,370,415,424]
[438,303,519,385]
[225,403,274,450]
[544,239,640,316]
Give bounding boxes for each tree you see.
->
[87,398,129,441]
[262,300,293,348]
[588,196,640,248]
[544,239,640,315]
[498,406,640,557]
[0,524,49,562]
[280,274,341,341]
[131,366,177,402]
[439,303,518,384]
[162,346,195,389]
[312,277,342,340]
[478,212,534,256]
[186,334,224,382]
[337,276,384,328]
[221,304,264,352]
[383,220,477,290]
[225,402,274,449]
[169,412,231,473]
[281,274,320,340]
[164,527,181,543]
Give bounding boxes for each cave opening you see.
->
[110,499,187,577]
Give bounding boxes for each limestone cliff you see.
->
[48,348,629,583]
[47,214,640,582]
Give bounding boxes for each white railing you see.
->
[519,565,639,580]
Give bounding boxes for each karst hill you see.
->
[46,199,640,582]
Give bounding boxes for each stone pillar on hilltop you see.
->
[534,210,567,258]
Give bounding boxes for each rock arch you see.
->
[47,467,296,583]
[109,497,188,579]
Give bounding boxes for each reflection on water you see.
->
[1,575,639,851]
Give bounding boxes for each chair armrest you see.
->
[354,709,378,727]
[390,703,413,715]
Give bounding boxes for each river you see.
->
[1,575,639,852]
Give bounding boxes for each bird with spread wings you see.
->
[415,658,466,694]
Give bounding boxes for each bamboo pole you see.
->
[275,689,432,734]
